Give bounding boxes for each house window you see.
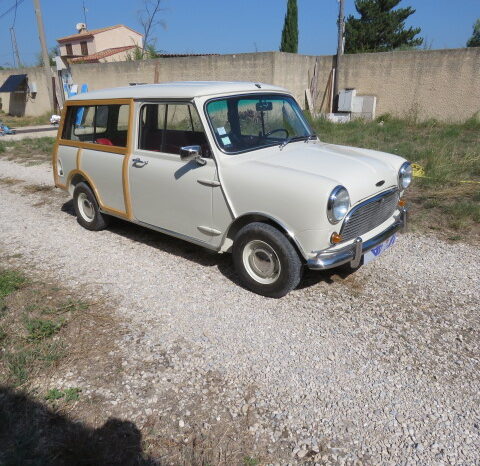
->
[80,41,88,56]
[65,43,73,55]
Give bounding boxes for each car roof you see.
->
[67,81,290,101]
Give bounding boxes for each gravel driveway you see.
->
[0,159,479,464]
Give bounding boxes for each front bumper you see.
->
[306,207,407,270]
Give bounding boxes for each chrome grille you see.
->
[340,189,399,241]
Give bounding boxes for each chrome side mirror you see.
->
[180,145,205,165]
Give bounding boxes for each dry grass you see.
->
[0,137,55,165]
[0,111,51,127]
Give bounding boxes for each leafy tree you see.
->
[467,19,480,47]
[280,0,298,53]
[345,0,423,53]
[35,46,60,67]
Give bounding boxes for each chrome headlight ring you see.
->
[398,162,412,190]
[327,186,350,224]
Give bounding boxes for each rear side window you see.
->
[138,103,209,156]
[62,104,130,148]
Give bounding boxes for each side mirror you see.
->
[180,145,205,165]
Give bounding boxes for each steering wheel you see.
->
[264,128,289,138]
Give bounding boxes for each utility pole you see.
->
[33,0,55,112]
[333,0,345,111]
[9,27,22,68]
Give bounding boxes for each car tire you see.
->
[232,222,303,298]
[73,182,110,231]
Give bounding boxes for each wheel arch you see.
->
[223,212,307,261]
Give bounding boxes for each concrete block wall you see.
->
[1,48,479,122]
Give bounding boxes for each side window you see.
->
[164,104,207,155]
[138,103,167,151]
[139,103,208,156]
[62,104,129,148]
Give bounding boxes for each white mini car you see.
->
[53,81,410,297]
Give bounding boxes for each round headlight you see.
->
[399,162,412,189]
[327,186,350,224]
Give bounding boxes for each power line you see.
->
[0,0,26,21]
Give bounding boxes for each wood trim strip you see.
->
[66,169,128,219]
[76,148,83,170]
[57,139,127,155]
[53,105,68,189]
[65,98,132,107]
[122,98,135,220]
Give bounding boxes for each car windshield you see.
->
[205,94,315,154]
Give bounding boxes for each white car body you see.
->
[53,81,409,295]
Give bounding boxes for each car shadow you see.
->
[0,386,157,465]
[60,200,358,293]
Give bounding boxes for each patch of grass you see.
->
[0,137,55,164]
[0,326,7,342]
[0,110,51,127]
[244,456,260,466]
[45,387,80,402]
[0,269,26,299]
[24,316,64,341]
[64,387,81,401]
[45,388,64,401]
[312,116,480,238]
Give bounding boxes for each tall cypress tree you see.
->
[467,19,480,47]
[280,0,298,53]
[345,0,423,54]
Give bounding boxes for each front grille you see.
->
[340,189,399,241]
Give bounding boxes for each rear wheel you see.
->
[232,222,303,298]
[73,182,110,231]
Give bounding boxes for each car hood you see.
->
[245,140,403,203]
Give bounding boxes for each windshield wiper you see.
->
[279,134,317,150]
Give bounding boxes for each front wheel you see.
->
[232,223,303,298]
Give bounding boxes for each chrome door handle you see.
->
[132,157,148,166]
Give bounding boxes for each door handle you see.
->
[132,157,148,167]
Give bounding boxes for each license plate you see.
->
[363,234,397,265]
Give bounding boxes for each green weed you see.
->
[24,317,64,342]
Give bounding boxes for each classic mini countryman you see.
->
[53,82,411,297]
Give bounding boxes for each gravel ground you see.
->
[0,158,479,464]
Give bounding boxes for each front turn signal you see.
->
[330,232,343,244]
[398,200,407,208]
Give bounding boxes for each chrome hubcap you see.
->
[242,240,281,285]
[78,192,94,221]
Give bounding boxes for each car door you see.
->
[129,101,218,246]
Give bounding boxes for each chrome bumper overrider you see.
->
[306,208,407,270]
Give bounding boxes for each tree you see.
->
[280,0,298,53]
[138,0,167,57]
[467,19,480,47]
[345,0,423,54]
[35,46,60,67]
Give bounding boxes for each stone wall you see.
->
[1,48,478,122]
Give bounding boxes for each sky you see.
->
[1,0,479,67]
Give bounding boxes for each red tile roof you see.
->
[57,25,141,43]
[70,45,136,63]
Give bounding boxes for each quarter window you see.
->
[62,104,130,148]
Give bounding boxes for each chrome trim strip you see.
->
[307,208,406,270]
